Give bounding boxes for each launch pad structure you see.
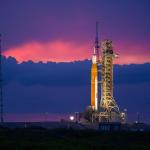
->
[89,22,125,123]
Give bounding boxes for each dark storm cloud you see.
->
[2,56,150,86]
[2,56,150,123]
[2,56,91,86]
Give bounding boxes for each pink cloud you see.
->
[114,43,150,64]
[3,41,150,64]
[3,41,90,63]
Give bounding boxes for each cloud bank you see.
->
[2,56,150,123]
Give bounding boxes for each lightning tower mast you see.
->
[0,34,4,123]
[95,22,100,61]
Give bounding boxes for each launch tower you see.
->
[99,40,121,122]
[90,24,124,123]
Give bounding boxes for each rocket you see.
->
[91,22,99,111]
[91,48,98,110]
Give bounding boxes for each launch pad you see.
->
[87,23,126,123]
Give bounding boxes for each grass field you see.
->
[0,127,150,150]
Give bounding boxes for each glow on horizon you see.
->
[3,41,90,63]
[3,41,150,64]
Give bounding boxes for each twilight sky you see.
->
[0,0,150,123]
[1,0,150,64]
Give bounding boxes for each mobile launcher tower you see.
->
[89,23,125,123]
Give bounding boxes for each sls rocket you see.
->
[91,22,100,111]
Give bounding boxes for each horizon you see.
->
[4,55,150,65]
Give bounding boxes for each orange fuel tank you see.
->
[91,61,98,110]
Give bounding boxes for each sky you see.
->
[0,0,150,123]
[0,0,150,64]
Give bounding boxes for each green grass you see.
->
[0,127,150,150]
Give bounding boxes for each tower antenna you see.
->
[95,22,100,60]
[96,21,99,42]
[0,34,4,123]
